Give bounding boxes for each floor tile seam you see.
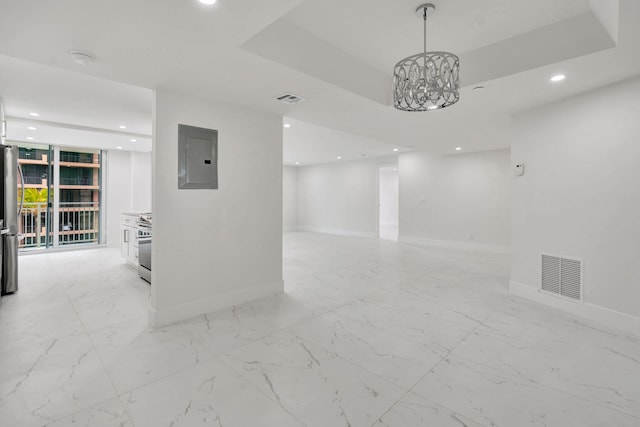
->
[215,354,310,426]
[446,351,640,420]
[0,328,90,357]
[381,286,502,326]
[291,332,415,395]
[343,294,486,332]
[327,303,474,351]
[82,318,138,427]
[322,309,450,356]
[403,319,485,394]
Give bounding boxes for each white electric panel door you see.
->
[178,124,218,189]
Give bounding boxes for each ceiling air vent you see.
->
[541,254,582,301]
[274,92,306,105]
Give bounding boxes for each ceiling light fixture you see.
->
[393,148,399,152]
[26,137,34,140]
[130,139,137,142]
[336,156,342,160]
[116,146,123,150]
[29,112,39,117]
[455,147,462,151]
[119,125,127,129]
[70,50,95,66]
[550,74,566,82]
[27,126,36,130]
[199,0,217,4]
[295,162,300,165]
[393,3,460,112]
[284,124,291,128]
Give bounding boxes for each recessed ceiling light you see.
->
[119,125,127,129]
[456,147,462,151]
[283,124,291,128]
[295,162,300,165]
[130,139,137,142]
[199,0,217,4]
[116,146,123,150]
[27,126,36,130]
[393,168,398,171]
[336,156,342,160]
[29,112,39,117]
[550,74,566,82]
[393,148,399,152]
[26,137,34,140]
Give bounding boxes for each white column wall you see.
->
[151,87,283,326]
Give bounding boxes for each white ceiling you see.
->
[0,0,637,164]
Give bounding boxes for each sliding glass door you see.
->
[17,143,103,251]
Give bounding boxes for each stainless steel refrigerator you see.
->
[0,98,22,296]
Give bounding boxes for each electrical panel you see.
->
[178,124,218,189]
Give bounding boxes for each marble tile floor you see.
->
[0,232,639,426]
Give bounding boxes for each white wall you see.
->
[511,76,640,320]
[283,166,297,231]
[378,166,399,240]
[104,150,152,248]
[151,87,283,326]
[399,149,511,250]
[104,150,132,248]
[131,151,151,212]
[297,157,396,237]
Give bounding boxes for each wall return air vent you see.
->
[541,254,582,301]
[274,92,306,105]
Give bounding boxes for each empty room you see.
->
[0,1,638,426]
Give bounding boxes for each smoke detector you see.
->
[70,50,95,66]
[274,92,306,105]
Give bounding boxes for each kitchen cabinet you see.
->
[120,213,139,267]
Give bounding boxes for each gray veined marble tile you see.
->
[0,333,117,427]
[373,392,484,427]
[123,357,304,427]
[412,355,640,427]
[68,281,150,330]
[290,311,447,388]
[452,322,640,418]
[220,329,407,427]
[0,287,85,353]
[333,295,476,352]
[44,397,133,427]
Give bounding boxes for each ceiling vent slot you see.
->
[274,92,306,105]
[541,254,582,301]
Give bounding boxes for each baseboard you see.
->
[148,280,284,327]
[399,236,511,254]
[296,226,377,239]
[509,280,640,337]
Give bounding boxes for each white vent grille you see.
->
[541,254,582,301]
[274,92,306,105]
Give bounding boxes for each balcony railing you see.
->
[18,201,100,249]
[60,152,96,164]
[59,177,93,186]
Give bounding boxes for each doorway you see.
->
[378,164,399,241]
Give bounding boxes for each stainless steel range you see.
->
[137,214,152,283]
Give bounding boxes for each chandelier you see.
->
[392,3,460,111]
